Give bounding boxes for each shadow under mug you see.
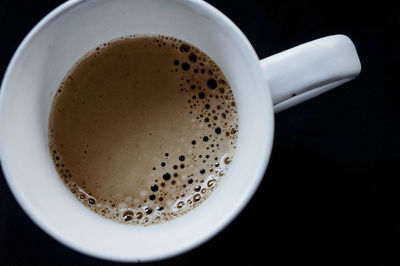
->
[0,0,361,262]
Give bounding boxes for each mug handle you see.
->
[260,35,361,112]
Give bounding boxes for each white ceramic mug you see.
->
[0,0,361,262]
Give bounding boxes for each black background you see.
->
[1,0,399,265]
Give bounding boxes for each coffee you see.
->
[48,35,238,225]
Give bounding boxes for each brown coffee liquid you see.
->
[48,35,238,225]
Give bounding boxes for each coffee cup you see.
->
[0,0,360,262]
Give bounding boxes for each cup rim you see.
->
[0,0,274,262]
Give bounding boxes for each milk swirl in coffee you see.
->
[48,35,238,225]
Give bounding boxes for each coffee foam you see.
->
[49,35,238,225]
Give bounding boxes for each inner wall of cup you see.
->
[1,0,273,260]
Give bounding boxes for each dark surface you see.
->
[0,0,398,265]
